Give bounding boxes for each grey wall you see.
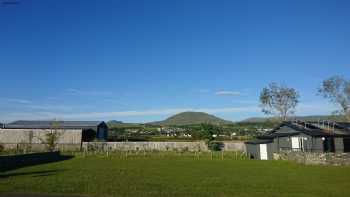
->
[0,128,82,144]
[0,129,83,152]
[245,144,259,159]
[223,141,246,152]
[83,141,246,152]
[335,137,344,153]
[272,134,326,153]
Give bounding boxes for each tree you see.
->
[199,123,220,141]
[199,123,225,151]
[318,76,350,121]
[259,83,299,121]
[39,120,62,152]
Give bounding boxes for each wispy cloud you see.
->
[0,106,260,121]
[215,91,241,96]
[0,98,31,104]
[66,88,112,96]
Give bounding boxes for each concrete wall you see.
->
[0,129,83,152]
[0,128,82,144]
[83,141,246,152]
[222,141,246,152]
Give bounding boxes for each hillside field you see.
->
[1,153,350,197]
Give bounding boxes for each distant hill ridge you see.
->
[149,112,232,126]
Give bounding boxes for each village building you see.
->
[245,121,350,160]
[0,120,108,151]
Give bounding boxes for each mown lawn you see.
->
[1,153,350,197]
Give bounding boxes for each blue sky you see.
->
[0,0,349,123]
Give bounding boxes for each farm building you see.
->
[245,121,350,160]
[0,120,108,151]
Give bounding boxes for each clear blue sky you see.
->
[0,0,349,123]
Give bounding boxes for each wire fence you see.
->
[65,150,250,160]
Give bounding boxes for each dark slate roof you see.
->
[4,120,106,129]
[260,121,350,138]
[245,139,273,144]
[334,122,350,130]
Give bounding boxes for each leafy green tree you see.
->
[318,76,350,121]
[199,123,217,141]
[260,83,299,121]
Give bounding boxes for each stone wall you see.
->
[83,141,246,152]
[274,151,350,166]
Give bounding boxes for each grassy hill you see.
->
[149,111,232,126]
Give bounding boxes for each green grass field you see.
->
[1,152,350,197]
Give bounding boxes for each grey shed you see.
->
[245,139,273,160]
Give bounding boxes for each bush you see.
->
[208,141,224,151]
[0,143,4,153]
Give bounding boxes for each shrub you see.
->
[0,143,4,153]
[208,141,224,151]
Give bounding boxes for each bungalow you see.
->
[245,121,350,160]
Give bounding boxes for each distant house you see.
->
[245,121,350,160]
[0,120,108,151]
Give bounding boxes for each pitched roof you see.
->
[334,122,350,130]
[4,120,106,129]
[245,139,273,144]
[260,121,350,138]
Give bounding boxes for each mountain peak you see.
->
[149,111,232,126]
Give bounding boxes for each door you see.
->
[291,137,300,151]
[323,137,335,152]
[343,138,350,152]
[260,144,268,160]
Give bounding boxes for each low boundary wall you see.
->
[83,141,246,152]
[275,151,350,166]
